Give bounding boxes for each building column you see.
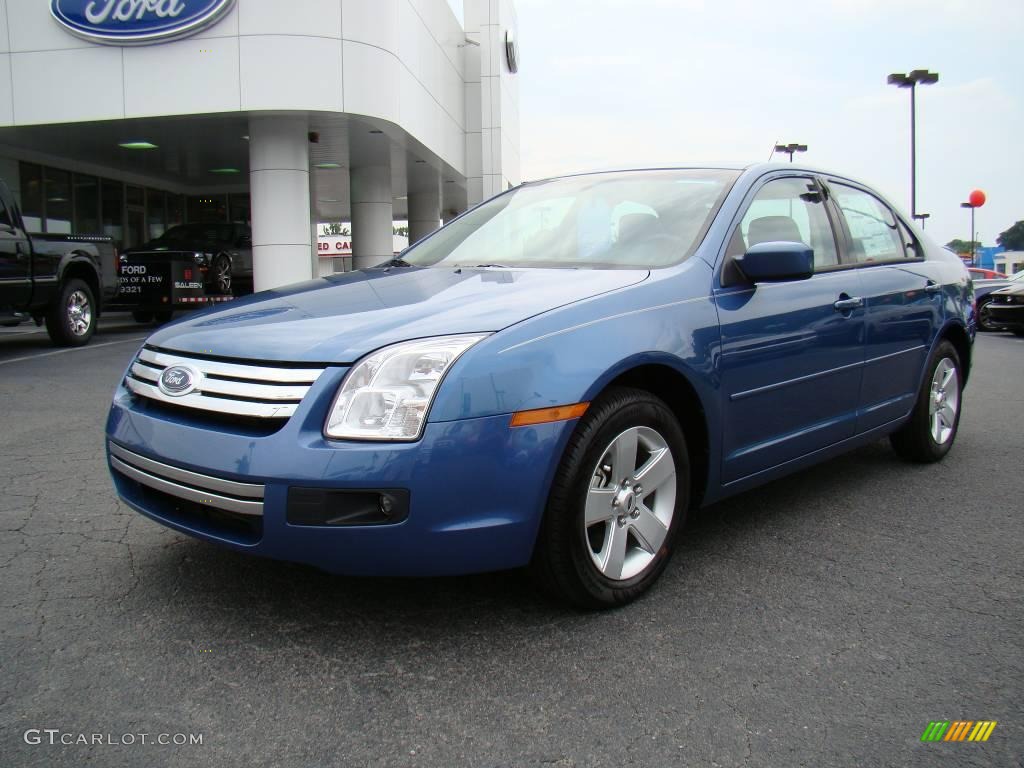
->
[248,115,312,291]
[350,163,393,270]
[408,183,441,244]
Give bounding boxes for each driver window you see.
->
[728,177,839,268]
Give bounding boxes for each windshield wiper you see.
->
[472,263,509,268]
[378,257,415,268]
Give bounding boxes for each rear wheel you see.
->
[890,340,962,462]
[45,278,96,347]
[530,387,689,609]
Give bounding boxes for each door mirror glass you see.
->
[735,241,814,282]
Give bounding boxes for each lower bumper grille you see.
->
[109,442,264,517]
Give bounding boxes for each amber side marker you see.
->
[510,402,589,427]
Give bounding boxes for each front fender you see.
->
[429,261,722,424]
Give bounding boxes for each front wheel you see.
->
[890,340,963,463]
[45,278,96,347]
[530,387,689,609]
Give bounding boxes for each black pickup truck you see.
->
[0,179,118,346]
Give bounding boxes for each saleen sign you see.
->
[50,0,235,45]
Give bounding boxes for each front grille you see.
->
[109,442,264,517]
[125,346,325,420]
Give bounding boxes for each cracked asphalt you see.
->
[1,323,1021,768]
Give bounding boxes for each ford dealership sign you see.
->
[50,0,235,45]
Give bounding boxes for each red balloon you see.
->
[968,189,986,207]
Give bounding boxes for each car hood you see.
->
[146,266,649,363]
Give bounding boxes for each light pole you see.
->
[913,213,930,230]
[887,69,938,218]
[774,143,807,163]
[961,189,986,266]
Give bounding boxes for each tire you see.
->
[209,253,232,295]
[890,340,963,463]
[1013,328,1024,337]
[154,310,173,324]
[45,278,96,347]
[977,299,1000,332]
[132,310,153,323]
[530,387,689,609]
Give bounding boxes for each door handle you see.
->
[833,295,863,312]
[925,281,942,294]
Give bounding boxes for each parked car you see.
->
[0,179,118,346]
[122,222,253,298]
[967,267,1006,280]
[984,283,1024,335]
[975,270,1024,331]
[106,164,974,609]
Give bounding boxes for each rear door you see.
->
[0,188,32,310]
[715,174,865,484]
[825,181,942,432]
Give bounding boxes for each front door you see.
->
[715,175,865,484]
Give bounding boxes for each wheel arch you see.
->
[937,320,972,387]
[584,357,713,510]
[59,255,103,314]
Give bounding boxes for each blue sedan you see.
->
[106,164,974,608]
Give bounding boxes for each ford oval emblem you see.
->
[158,365,199,397]
[50,0,235,46]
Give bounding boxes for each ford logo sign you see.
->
[158,365,200,397]
[50,0,235,46]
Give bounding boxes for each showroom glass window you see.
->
[147,188,166,240]
[730,177,838,268]
[830,184,908,263]
[19,163,43,231]
[73,174,100,234]
[101,179,124,247]
[44,168,72,234]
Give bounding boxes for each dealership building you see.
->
[0,0,520,289]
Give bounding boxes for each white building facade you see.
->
[0,0,520,289]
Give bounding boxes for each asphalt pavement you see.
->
[1,325,1021,768]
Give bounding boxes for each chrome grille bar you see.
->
[109,442,264,517]
[125,347,325,419]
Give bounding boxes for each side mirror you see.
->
[734,241,814,283]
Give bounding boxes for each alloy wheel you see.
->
[66,290,92,336]
[583,426,676,581]
[929,357,959,444]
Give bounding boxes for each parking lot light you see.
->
[774,143,808,163]
[887,69,939,217]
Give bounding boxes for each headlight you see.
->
[324,334,488,441]
[193,252,208,264]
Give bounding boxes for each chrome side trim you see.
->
[109,443,264,499]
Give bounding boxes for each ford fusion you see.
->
[106,165,974,608]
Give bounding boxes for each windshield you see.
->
[402,169,739,269]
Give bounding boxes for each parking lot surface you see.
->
[1,327,1021,767]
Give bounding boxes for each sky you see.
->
[503,0,1023,249]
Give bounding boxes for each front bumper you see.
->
[986,302,1024,329]
[106,368,574,576]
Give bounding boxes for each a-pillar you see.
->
[350,163,393,270]
[408,183,442,244]
[248,115,312,291]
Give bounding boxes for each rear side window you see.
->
[831,184,907,263]
[0,197,12,230]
